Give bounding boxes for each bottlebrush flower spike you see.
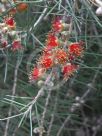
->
[55,49,68,64]
[62,63,78,79]
[11,40,22,51]
[46,33,59,48]
[52,17,63,32]
[68,42,84,57]
[4,16,16,29]
[29,67,45,81]
[39,56,53,69]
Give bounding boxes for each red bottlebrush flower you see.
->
[52,18,63,32]
[46,33,59,48]
[68,42,84,57]
[62,63,78,78]
[29,67,45,81]
[12,40,22,51]
[39,56,53,69]
[4,16,16,29]
[55,49,68,64]
[32,67,39,80]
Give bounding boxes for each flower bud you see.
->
[37,80,44,87]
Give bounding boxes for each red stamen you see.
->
[68,42,84,57]
[55,49,68,64]
[12,40,22,51]
[62,63,78,78]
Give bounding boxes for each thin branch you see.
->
[47,92,58,136]
[29,2,48,32]
[18,72,52,127]
[40,89,52,136]
[3,52,23,136]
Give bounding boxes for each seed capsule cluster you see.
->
[29,16,85,84]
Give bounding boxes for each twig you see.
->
[3,52,23,136]
[47,92,58,136]
[29,2,48,32]
[40,88,52,136]
[18,72,52,127]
